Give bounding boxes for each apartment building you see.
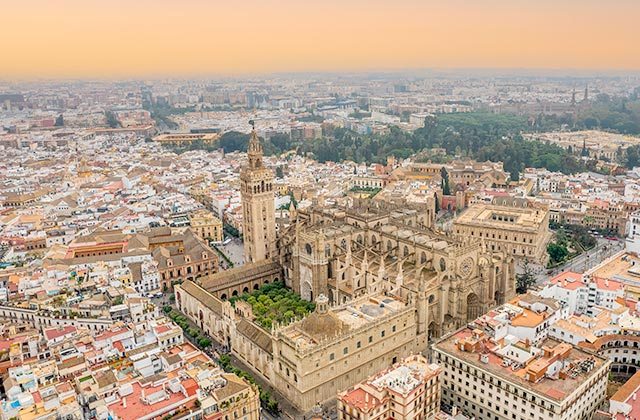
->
[337,354,441,420]
[432,328,610,420]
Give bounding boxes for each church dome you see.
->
[300,294,349,341]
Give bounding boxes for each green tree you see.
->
[198,337,211,348]
[555,228,569,247]
[627,145,640,169]
[219,354,231,370]
[440,167,451,195]
[547,242,569,264]
[219,131,250,153]
[105,111,120,128]
[275,166,284,178]
[516,259,536,294]
[510,166,520,182]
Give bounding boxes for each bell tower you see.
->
[240,124,276,263]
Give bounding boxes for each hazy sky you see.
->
[1,0,638,78]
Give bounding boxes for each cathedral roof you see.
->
[299,310,349,342]
[179,281,223,315]
[200,260,281,292]
[237,318,272,355]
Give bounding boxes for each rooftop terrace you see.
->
[434,327,608,402]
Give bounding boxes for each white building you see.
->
[627,210,640,254]
[537,271,624,315]
[472,293,566,347]
[549,306,623,346]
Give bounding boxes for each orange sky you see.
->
[1,0,638,78]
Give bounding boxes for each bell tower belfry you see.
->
[240,124,276,263]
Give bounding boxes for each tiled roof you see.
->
[179,281,222,315]
[236,318,272,355]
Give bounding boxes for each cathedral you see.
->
[175,130,516,411]
[279,199,515,340]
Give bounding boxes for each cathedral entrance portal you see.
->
[466,293,481,321]
[428,321,438,341]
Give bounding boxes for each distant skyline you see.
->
[1,0,639,79]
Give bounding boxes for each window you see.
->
[329,353,335,361]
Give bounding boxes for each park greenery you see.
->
[348,110,372,120]
[545,222,601,267]
[547,242,569,266]
[229,281,315,330]
[552,223,598,251]
[159,94,640,173]
[143,100,195,130]
[105,111,121,128]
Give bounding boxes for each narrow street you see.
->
[163,295,304,420]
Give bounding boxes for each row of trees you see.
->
[180,113,584,175]
[164,307,212,349]
[218,354,279,413]
[163,306,280,413]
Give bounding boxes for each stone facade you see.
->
[453,197,552,263]
[280,199,515,342]
[175,134,517,412]
[175,281,419,412]
[188,209,223,242]
[175,195,516,411]
[240,130,276,263]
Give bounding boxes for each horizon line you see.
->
[2,67,640,83]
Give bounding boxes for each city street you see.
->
[517,237,625,286]
[549,237,624,276]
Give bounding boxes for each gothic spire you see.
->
[378,254,386,280]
